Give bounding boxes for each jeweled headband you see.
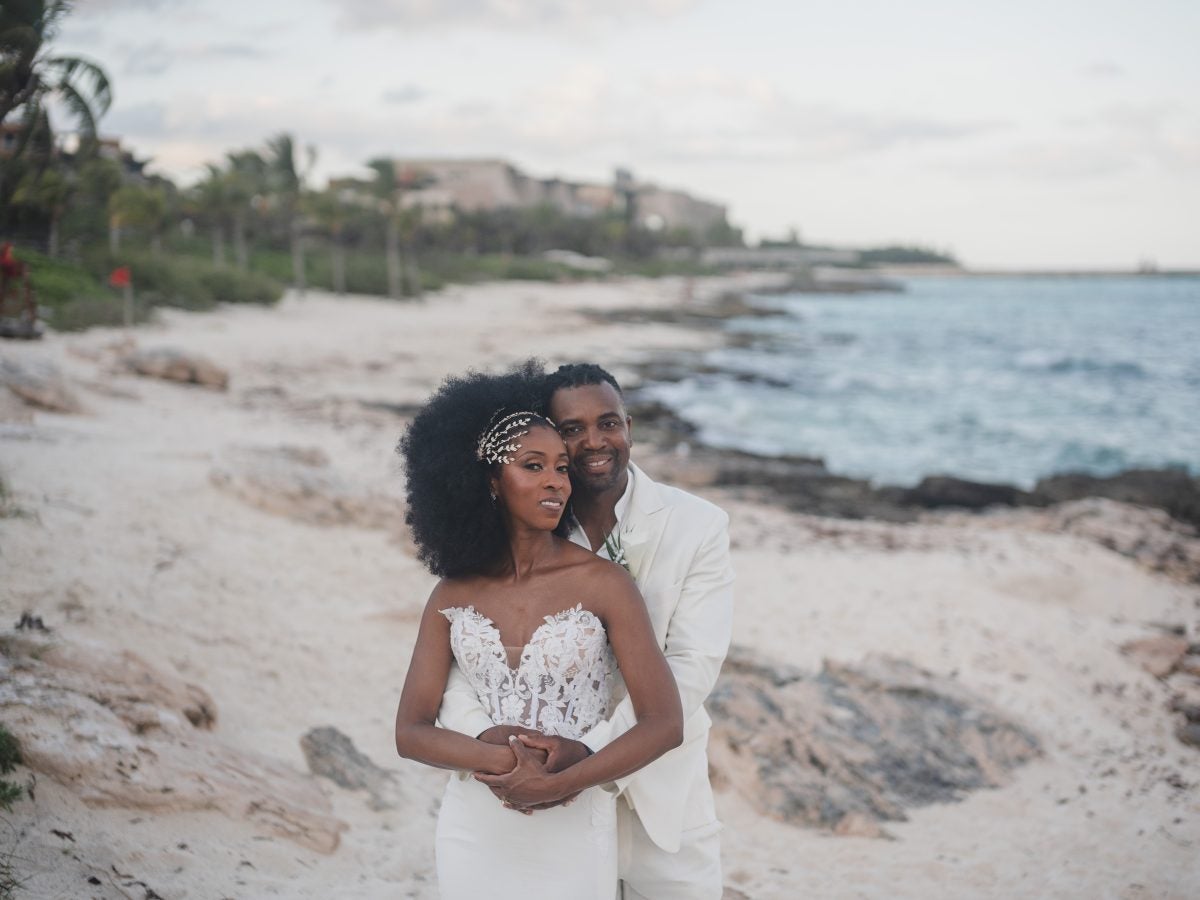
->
[475,410,554,465]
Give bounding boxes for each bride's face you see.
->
[490,424,571,531]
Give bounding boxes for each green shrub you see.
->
[85,251,283,311]
[0,724,23,813]
[195,266,281,305]
[3,244,283,330]
[20,249,104,306]
[108,253,213,311]
[422,253,574,285]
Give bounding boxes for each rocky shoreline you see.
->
[584,287,1200,538]
[631,393,1200,525]
[2,278,1198,898]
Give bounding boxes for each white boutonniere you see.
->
[604,525,648,581]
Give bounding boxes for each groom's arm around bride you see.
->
[438,363,735,900]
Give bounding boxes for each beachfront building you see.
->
[384,158,729,235]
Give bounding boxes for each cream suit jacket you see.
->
[437,463,735,854]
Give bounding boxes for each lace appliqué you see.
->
[441,604,614,740]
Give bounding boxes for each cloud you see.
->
[106,101,169,137]
[939,103,1200,182]
[202,43,267,59]
[1082,60,1126,78]
[1071,103,1200,171]
[330,0,699,31]
[382,85,428,105]
[625,70,1002,163]
[343,66,1001,177]
[124,44,173,76]
[123,40,268,76]
[74,0,181,12]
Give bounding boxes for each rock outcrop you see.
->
[1119,624,1200,751]
[969,498,1200,584]
[0,631,346,853]
[1120,634,1191,679]
[0,356,83,413]
[898,476,1032,510]
[123,348,229,390]
[301,726,400,811]
[1034,469,1200,528]
[209,444,405,532]
[707,648,1040,836]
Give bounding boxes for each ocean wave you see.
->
[1013,352,1148,378]
[644,276,1199,488]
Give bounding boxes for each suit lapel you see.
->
[623,464,669,594]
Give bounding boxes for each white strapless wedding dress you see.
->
[436,604,617,900]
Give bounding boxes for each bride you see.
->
[394,363,683,899]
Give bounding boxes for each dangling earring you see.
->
[490,490,498,505]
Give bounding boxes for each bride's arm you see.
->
[475,566,683,806]
[394,586,516,775]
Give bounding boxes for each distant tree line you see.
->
[2,2,944,332]
[1,2,742,329]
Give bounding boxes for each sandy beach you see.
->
[2,277,1197,899]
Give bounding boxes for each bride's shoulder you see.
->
[554,537,597,562]
[426,575,486,610]
[565,550,637,594]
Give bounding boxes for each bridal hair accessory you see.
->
[475,410,553,465]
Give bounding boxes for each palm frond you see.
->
[14,95,53,161]
[52,77,98,137]
[46,55,112,116]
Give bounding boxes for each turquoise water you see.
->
[644,276,1200,488]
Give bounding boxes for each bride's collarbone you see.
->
[458,596,604,645]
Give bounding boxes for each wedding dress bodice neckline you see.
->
[441,603,614,740]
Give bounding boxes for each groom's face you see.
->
[549,382,632,497]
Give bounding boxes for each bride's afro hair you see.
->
[399,359,560,578]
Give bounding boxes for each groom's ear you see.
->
[626,414,633,445]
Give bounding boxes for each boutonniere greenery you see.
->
[604,526,647,579]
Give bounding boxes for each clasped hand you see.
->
[473,725,589,814]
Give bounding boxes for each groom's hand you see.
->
[509,733,589,810]
[474,735,565,811]
[473,725,549,776]
[514,733,591,774]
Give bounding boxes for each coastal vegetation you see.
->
[857,245,957,266]
[0,723,24,898]
[1,2,943,334]
[0,725,21,812]
[0,3,730,330]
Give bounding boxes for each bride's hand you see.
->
[473,735,566,810]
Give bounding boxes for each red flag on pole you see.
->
[108,266,131,288]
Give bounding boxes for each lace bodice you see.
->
[441,604,614,740]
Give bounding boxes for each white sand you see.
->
[1,278,1197,899]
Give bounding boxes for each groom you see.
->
[438,362,735,900]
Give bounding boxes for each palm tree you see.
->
[0,1,112,154]
[308,186,351,295]
[108,180,168,255]
[265,133,315,295]
[11,161,73,255]
[1,2,111,237]
[226,149,266,270]
[193,163,231,266]
[367,158,433,298]
[367,158,404,299]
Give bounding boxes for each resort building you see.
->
[386,158,728,235]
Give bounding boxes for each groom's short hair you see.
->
[545,363,623,399]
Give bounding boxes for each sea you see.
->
[643,275,1200,489]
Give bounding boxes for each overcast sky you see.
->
[59,0,1200,268]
